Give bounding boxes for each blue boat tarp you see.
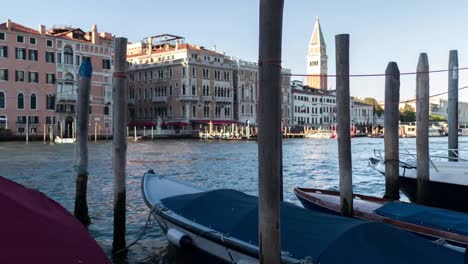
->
[162,189,463,263]
[375,201,468,236]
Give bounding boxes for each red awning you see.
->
[165,121,192,127]
[127,121,157,127]
[191,120,242,125]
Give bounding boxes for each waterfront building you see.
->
[291,81,336,129]
[306,17,327,90]
[351,99,374,125]
[127,35,235,128]
[291,80,374,129]
[0,19,114,137]
[126,35,292,127]
[48,24,114,138]
[233,59,257,125]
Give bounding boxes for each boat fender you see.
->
[167,228,192,248]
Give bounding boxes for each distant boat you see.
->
[294,187,468,250]
[142,170,463,263]
[369,149,468,213]
[0,176,111,264]
[54,136,76,143]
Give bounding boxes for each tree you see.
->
[363,97,384,116]
[429,114,446,121]
[400,104,416,122]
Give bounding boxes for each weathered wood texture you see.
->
[335,34,353,217]
[384,62,400,200]
[258,0,284,263]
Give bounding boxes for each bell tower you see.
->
[307,17,327,90]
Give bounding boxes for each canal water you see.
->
[1,137,467,263]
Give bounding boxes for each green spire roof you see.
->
[310,17,325,46]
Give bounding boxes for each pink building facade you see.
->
[0,19,113,137]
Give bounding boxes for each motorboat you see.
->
[294,187,468,249]
[369,149,468,212]
[142,170,463,263]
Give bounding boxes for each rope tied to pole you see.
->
[73,164,89,176]
[258,59,282,68]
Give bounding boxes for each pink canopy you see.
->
[0,176,111,264]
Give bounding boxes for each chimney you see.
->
[91,24,97,44]
[175,40,179,50]
[6,19,11,31]
[39,24,46,35]
[146,37,152,55]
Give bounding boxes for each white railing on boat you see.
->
[371,148,468,172]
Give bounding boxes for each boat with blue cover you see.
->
[142,170,464,263]
[294,187,468,249]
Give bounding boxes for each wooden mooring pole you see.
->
[335,34,353,217]
[112,37,128,254]
[258,0,284,263]
[416,53,430,204]
[74,58,92,225]
[384,62,400,200]
[448,50,458,161]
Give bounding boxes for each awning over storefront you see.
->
[191,120,243,125]
[127,121,157,127]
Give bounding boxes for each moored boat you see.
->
[368,149,468,212]
[142,170,463,263]
[1,175,110,264]
[294,187,468,249]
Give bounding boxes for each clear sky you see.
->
[3,0,468,101]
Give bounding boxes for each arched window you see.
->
[0,92,4,108]
[64,45,73,64]
[30,94,36,110]
[17,93,24,109]
[182,84,186,95]
[192,85,196,95]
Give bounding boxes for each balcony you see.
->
[57,92,77,101]
[178,95,199,102]
[152,96,168,103]
[214,96,232,104]
[202,95,213,102]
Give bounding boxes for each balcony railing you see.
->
[202,95,213,102]
[178,95,198,101]
[214,96,232,103]
[152,96,168,103]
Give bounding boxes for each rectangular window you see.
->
[45,52,54,63]
[76,55,80,66]
[102,59,111,70]
[46,73,55,84]
[0,32,5,40]
[27,116,39,124]
[29,37,36,45]
[192,67,196,77]
[182,67,186,77]
[57,53,61,64]
[104,106,110,115]
[0,69,7,81]
[46,95,55,110]
[15,48,26,60]
[28,49,38,61]
[15,70,24,82]
[0,46,7,58]
[29,72,38,83]
[17,116,26,124]
[46,39,53,47]
[17,35,24,43]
